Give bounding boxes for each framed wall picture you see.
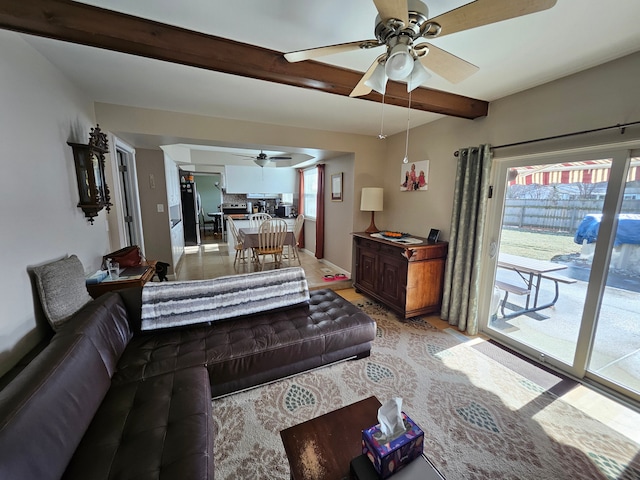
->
[400,159,429,191]
[331,172,343,201]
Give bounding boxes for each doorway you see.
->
[110,138,145,252]
[483,144,640,404]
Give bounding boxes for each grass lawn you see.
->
[499,228,581,261]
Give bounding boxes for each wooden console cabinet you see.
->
[352,233,448,318]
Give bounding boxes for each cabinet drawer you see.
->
[357,237,380,251]
[379,244,399,256]
[406,243,448,261]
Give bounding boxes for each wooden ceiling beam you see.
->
[0,0,488,119]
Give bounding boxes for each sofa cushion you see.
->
[140,266,309,331]
[0,334,112,480]
[32,255,93,331]
[57,292,133,377]
[63,366,213,480]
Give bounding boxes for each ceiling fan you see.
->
[285,0,557,97]
[235,150,313,167]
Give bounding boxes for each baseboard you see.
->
[318,258,350,277]
[309,279,352,292]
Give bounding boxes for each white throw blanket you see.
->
[140,267,310,331]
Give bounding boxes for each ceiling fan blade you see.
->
[284,39,379,63]
[269,156,293,160]
[417,43,479,84]
[349,54,386,98]
[373,0,409,26]
[287,153,314,162]
[430,0,557,37]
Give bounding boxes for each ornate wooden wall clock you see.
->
[68,125,112,224]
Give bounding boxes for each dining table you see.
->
[238,226,296,250]
[497,252,570,319]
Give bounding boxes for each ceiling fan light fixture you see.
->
[364,62,388,94]
[407,59,431,92]
[254,158,270,168]
[385,43,414,81]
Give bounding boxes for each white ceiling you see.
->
[19,0,640,165]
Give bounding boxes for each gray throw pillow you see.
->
[33,255,93,331]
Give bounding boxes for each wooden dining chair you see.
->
[227,217,248,267]
[249,213,272,229]
[284,214,304,265]
[254,218,288,271]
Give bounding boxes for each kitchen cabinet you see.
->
[224,165,296,194]
[352,232,448,318]
[164,155,181,208]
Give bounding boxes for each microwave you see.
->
[275,205,293,217]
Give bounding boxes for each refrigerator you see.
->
[181,176,201,246]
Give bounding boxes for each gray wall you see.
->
[135,149,174,270]
[323,155,355,268]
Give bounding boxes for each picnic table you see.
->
[496,253,576,319]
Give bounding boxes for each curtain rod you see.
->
[453,120,640,157]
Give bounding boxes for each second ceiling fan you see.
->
[285,0,557,97]
[235,150,314,167]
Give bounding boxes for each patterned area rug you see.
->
[212,299,640,479]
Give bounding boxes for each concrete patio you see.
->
[490,269,640,394]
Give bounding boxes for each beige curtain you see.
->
[441,145,492,335]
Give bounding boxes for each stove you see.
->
[221,202,250,215]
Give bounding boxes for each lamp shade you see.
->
[385,44,414,81]
[407,59,431,92]
[360,187,384,212]
[365,62,388,94]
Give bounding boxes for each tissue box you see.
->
[362,413,424,479]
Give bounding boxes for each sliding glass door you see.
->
[587,172,640,394]
[483,145,640,403]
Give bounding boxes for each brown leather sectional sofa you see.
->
[0,286,376,479]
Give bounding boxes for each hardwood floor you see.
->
[174,235,352,291]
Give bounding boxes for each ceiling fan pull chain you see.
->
[403,90,412,164]
[378,93,387,139]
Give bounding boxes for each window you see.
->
[303,168,318,219]
[282,193,293,204]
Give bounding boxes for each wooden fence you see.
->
[503,199,640,233]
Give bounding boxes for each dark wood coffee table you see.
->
[280,396,381,480]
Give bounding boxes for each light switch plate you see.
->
[157,203,164,213]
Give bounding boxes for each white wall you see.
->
[0,31,110,376]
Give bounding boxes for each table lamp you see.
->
[360,187,383,234]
